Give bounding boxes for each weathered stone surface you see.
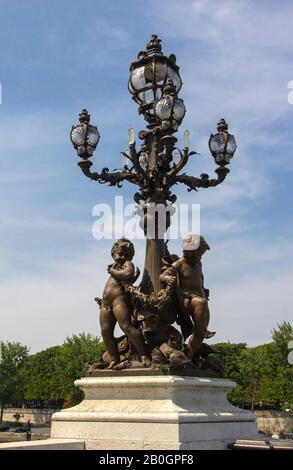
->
[51,374,258,450]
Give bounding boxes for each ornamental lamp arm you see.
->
[167,148,199,181]
[175,167,230,192]
[167,148,187,180]
[78,159,139,188]
[78,159,100,181]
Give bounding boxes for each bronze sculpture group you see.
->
[92,235,223,376]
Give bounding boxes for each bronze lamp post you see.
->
[70,34,237,296]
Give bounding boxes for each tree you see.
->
[21,335,104,408]
[21,346,62,404]
[0,342,29,423]
[271,322,293,408]
[272,321,293,366]
[213,323,293,410]
[54,333,104,406]
[213,342,247,379]
[237,346,265,412]
[212,342,247,404]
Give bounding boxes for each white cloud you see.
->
[149,0,293,140]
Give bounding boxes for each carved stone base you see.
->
[51,372,258,450]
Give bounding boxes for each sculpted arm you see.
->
[109,261,135,281]
[172,259,182,278]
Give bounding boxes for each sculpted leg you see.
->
[192,297,209,332]
[100,306,120,367]
[178,297,194,340]
[188,297,214,355]
[113,299,150,366]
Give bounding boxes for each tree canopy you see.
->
[21,333,104,407]
[213,321,293,410]
[0,342,29,423]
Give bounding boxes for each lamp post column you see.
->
[140,237,165,295]
[139,132,168,295]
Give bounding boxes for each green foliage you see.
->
[250,322,293,408]
[272,321,293,366]
[0,342,29,422]
[22,333,104,407]
[213,342,247,380]
[214,321,293,409]
[237,346,267,411]
[54,333,104,405]
[212,342,247,403]
[21,346,62,402]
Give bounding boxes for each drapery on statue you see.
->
[91,235,223,376]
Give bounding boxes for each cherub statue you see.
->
[172,235,215,357]
[96,238,150,369]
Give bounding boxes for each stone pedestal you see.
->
[51,371,258,450]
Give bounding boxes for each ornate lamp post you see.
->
[50,35,259,449]
[70,34,237,295]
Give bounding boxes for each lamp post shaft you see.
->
[140,132,168,295]
[140,237,165,295]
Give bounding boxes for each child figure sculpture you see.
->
[173,235,215,357]
[98,238,150,369]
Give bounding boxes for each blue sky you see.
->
[0,0,292,352]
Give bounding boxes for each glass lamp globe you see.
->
[155,96,173,120]
[128,35,182,117]
[70,109,100,158]
[129,63,182,106]
[209,119,237,165]
[154,79,186,131]
[173,98,186,122]
[87,126,100,146]
[71,125,86,146]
